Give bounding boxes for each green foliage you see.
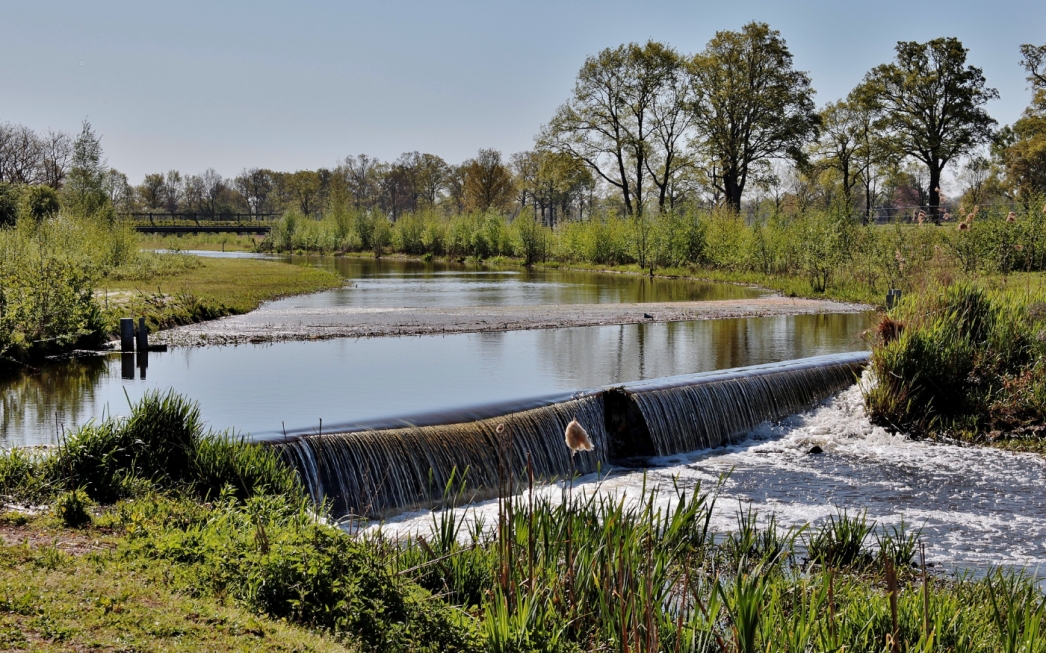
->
[52,488,93,527]
[0,183,19,228]
[866,282,1046,437]
[121,493,480,652]
[21,185,61,222]
[807,510,875,568]
[0,390,303,504]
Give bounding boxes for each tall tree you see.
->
[815,99,865,211]
[687,22,819,212]
[541,41,685,216]
[857,37,998,222]
[40,129,72,189]
[460,149,515,212]
[999,43,1046,199]
[65,120,109,217]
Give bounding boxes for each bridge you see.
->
[122,212,278,234]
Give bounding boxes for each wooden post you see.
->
[136,317,148,352]
[120,318,135,351]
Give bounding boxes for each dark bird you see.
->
[643,313,653,319]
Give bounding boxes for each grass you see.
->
[865,282,1046,443]
[138,231,262,252]
[0,512,354,652]
[2,391,1046,651]
[98,256,342,333]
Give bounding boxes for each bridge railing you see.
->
[118,212,282,226]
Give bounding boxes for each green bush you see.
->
[21,185,61,222]
[53,488,93,527]
[121,493,480,652]
[866,283,1046,437]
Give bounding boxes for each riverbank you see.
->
[156,296,870,345]
[99,256,343,336]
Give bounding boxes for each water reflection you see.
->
[1,312,873,447]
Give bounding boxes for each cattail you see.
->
[958,222,969,231]
[564,418,593,454]
[1007,212,1017,223]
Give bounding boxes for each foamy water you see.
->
[369,378,1046,573]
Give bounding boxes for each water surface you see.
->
[2,312,872,446]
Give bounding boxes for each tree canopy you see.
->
[857,37,998,221]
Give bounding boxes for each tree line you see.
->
[2,25,1044,227]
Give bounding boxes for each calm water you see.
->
[270,254,765,309]
[1,312,873,447]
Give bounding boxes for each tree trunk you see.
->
[723,172,743,213]
[928,163,942,225]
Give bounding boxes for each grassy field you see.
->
[0,512,352,652]
[98,256,342,334]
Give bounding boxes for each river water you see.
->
[7,252,1044,574]
[376,380,1046,574]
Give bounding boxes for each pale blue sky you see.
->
[2,0,1043,183]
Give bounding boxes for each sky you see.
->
[2,0,1044,184]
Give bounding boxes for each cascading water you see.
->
[275,352,868,517]
[618,353,868,456]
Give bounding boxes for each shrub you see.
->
[866,283,1046,437]
[53,488,93,527]
[21,185,61,222]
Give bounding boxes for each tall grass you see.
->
[866,282,1046,438]
[255,201,1046,305]
[0,390,301,504]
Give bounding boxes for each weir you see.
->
[274,352,868,517]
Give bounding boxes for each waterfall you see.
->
[274,352,868,518]
[615,353,867,457]
[277,394,608,517]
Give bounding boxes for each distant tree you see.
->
[104,168,134,212]
[182,174,205,214]
[286,170,320,216]
[40,129,72,189]
[138,173,166,211]
[234,168,274,217]
[22,184,60,221]
[162,170,183,213]
[999,43,1046,199]
[200,168,225,217]
[341,154,383,210]
[542,41,686,216]
[1,124,42,185]
[857,37,998,222]
[0,183,21,226]
[64,120,110,217]
[415,153,450,209]
[460,149,515,212]
[686,22,819,213]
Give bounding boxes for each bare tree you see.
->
[40,129,72,189]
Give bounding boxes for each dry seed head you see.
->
[958,222,970,231]
[496,423,505,434]
[564,418,593,454]
[1007,212,1017,223]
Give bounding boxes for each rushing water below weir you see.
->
[374,381,1046,575]
[1,312,871,447]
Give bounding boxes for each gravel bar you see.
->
[156,297,873,346]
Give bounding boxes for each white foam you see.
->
[364,375,1046,572]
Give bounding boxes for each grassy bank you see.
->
[4,391,1046,652]
[866,282,1046,448]
[99,256,341,334]
[0,213,341,369]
